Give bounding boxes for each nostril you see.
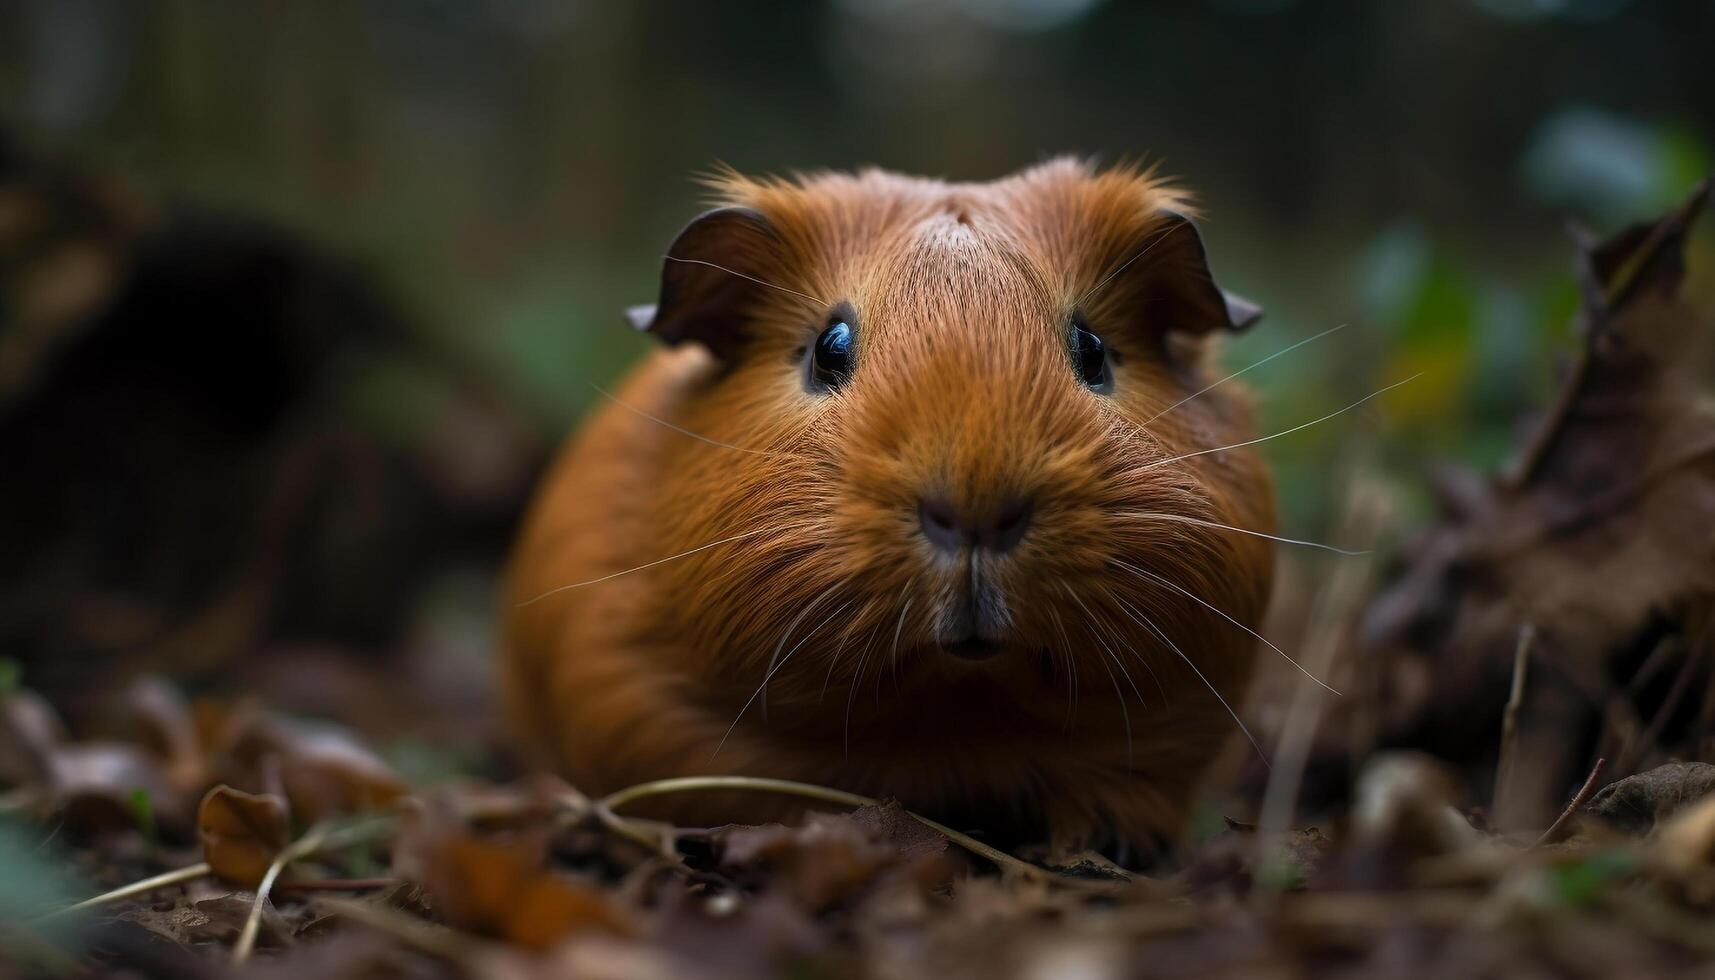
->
[918,496,965,553]
[917,496,1033,554]
[988,498,1033,553]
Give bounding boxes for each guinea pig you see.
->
[501,157,1276,850]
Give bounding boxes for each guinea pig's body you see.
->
[502,159,1275,847]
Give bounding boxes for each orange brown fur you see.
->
[501,158,1275,847]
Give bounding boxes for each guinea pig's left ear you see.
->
[625,206,784,360]
[1128,211,1263,335]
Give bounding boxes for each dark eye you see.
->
[809,318,855,391]
[1069,318,1111,392]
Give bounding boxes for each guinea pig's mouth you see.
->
[938,636,1006,662]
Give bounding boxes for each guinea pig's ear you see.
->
[625,206,784,361]
[1121,211,1262,335]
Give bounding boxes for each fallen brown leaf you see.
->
[228,716,408,824]
[198,784,290,888]
[1361,178,1715,828]
[122,892,292,948]
[1586,761,1715,836]
[125,677,206,793]
[716,804,953,912]
[419,834,636,951]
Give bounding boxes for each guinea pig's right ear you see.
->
[1120,211,1263,335]
[625,206,784,361]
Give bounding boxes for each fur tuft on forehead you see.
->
[695,157,1198,258]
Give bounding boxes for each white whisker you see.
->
[1076,226,1175,308]
[514,527,772,606]
[888,591,915,690]
[846,599,901,761]
[1063,586,1150,708]
[1061,586,1140,768]
[761,588,843,722]
[1114,559,1340,696]
[1117,512,1370,556]
[1094,645,1134,767]
[590,383,782,456]
[1114,597,1269,768]
[820,597,875,704]
[663,255,828,306]
[1145,373,1422,471]
[1045,605,1078,726]
[719,591,852,758]
[1143,324,1347,425]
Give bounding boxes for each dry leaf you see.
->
[198,784,291,888]
[1652,792,1715,873]
[1586,761,1715,836]
[716,805,951,912]
[1351,752,1478,858]
[1362,180,1715,826]
[0,688,68,785]
[229,716,407,823]
[122,892,292,947]
[125,676,206,793]
[2,685,189,832]
[419,834,636,951]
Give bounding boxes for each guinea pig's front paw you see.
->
[1041,827,1170,873]
[1037,796,1179,872]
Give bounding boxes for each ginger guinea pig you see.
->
[502,158,1276,848]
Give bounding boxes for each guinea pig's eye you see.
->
[808,315,856,392]
[1069,318,1112,393]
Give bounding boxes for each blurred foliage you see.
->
[0,817,86,926]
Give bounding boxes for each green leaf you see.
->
[128,788,158,843]
[1549,849,1639,907]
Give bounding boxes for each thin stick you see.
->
[1533,757,1606,848]
[273,876,398,893]
[1493,624,1536,818]
[1253,476,1383,892]
[232,825,328,963]
[317,896,477,962]
[233,817,393,964]
[1624,637,1705,773]
[599,775,1060,883]
[38,862,213,920]
[592,802,683,859]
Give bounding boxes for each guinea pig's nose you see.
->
[918,496,1033,554]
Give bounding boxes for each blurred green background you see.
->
[1,1,1712,763]
[5,0,1712,530]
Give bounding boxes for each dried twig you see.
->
[274,876,398,893]
[1624,636,1706,773]
[1492,624,1536,818]
[37,862,214,920]
[1533,757,1606,848]
[233,816,394,964]
[1255,475,1385,885]
[599,775,1067,884]
[317,896,477,962]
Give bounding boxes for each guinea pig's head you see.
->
[627,159,1276,729]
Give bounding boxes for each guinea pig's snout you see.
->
[917,495,1033,555]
